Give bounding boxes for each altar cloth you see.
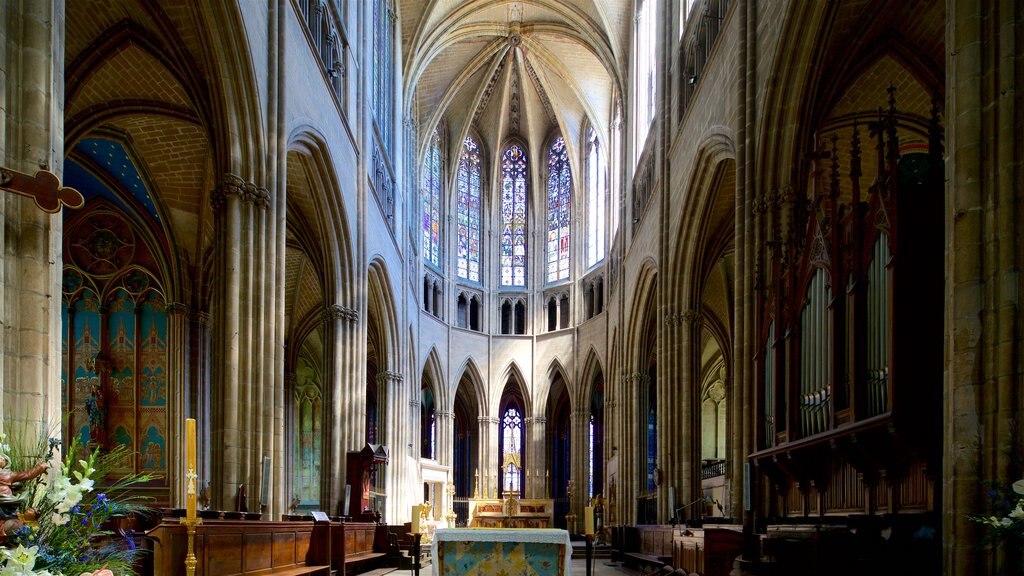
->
[431,528,572,576]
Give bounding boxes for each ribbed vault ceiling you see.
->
[401,0,630,168]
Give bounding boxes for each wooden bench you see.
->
[146,519,331,576]
[622,552,666,573]
[334,521,387,575]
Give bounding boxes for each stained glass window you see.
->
[457,137,482,281]
[634,0,658,165]
[546,136,572,282]
[501,144,528,287]
[372,0,393,153]
[588,414,595,498]
[646,375,658,492]
[422,127,442,268]
[586,127,607,267]
[502,406,523,492]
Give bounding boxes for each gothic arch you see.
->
[496,361,532,419]
[670,133,736,307]
[421,346,448,412]
[193,1,269,180]
[452,357,488,416]
[542,359,574,408]
[625,259,659,374]
[578,348,605,408]
[755,2,831,197]
[287,127,356,307]
[367,258,401,372]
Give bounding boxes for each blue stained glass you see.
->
[501,144,528,286]
[457,137,482,281]
[422,127,442,268]
[546,136,572,282]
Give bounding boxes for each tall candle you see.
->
[185,418,197,522]
[411,505,422,534]
[584,506,595,536]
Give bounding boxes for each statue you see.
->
[0,453,48,542]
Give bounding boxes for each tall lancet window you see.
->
[633,0,658,165]
[546,136,572,282]
[422,127,442,268]
[372,0,394,153]
[586,127,607,267]
[501,405,523,493]
[501,143,528,287]
[457,137,482,282]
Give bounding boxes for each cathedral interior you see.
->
[0,0,1021,574]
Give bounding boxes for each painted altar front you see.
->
[431,528,572,576]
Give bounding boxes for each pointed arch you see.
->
[421,346,448,412]
[367,258,401,372]
[288,126,356,307]
[578,347,606,407]
[452,356,487,417]
[670,131,736,308]
[625,259,659,373]
[496,361,532,418]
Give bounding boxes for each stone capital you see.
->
[166,302,189,316]
[322,304,359,323]
[212,174,271,210]
[376,370,403,385]
[681,309,703,326]
[192,310,212,326]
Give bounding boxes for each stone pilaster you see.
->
[166,302,189,509]
[321,304,356,514]
[210,174,276,511]
[0,0,66,436]
[945,1,1024,573]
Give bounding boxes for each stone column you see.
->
[479,415,497,497]
[661,310,682,523]
[679,310,703,522]
[530,415,547,499]
[379,369,405,521]
[210,175,274,510]
[945,1,1023,574]
[615,372,635,526]
[0,0,66,435]
[166,303,189,509]
[322,304,357,514]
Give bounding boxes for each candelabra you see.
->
[565,480,576,534]
[445,481,457,526]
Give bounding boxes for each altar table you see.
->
[431,528,572,576]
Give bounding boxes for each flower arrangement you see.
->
[0,431,156,576]
[970,476,1024,543]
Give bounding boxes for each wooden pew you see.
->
[333,521,387,575]
[146,519,331,576]
[672,526,742,576]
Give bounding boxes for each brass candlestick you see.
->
[182,419,201,576]
[180,515,201,575]
[445,481,457,526]
[565,480,576,534]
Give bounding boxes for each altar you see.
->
[431,528,572,576]
[469,496,554,528]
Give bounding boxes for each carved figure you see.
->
[0,454,48,541]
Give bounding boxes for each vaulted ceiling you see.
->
[400,0,631,170]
